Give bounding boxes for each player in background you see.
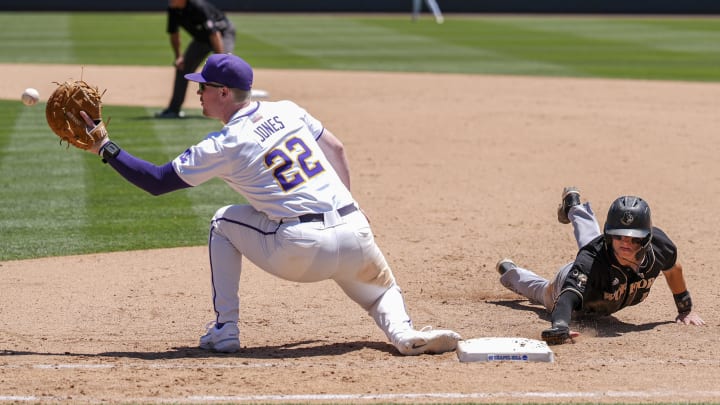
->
[155,0,236,118]
[411,0,444,24]
[79,53,461,355]
[496,187,704,345]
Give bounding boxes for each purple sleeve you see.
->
[107,150,191,196]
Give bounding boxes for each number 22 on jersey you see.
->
[264,137,325,192]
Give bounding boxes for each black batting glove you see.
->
[541,325,571,345]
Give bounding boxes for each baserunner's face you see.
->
[611,235,643,265]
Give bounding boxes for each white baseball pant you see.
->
[207,204,414,342]
[412,0,444,24]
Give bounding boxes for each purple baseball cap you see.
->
[185,53,253,91]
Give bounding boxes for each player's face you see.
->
[611,235,643,264]
[197,82,226,118]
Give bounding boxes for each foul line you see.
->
[3,362,720,403]
[185,391,720,402]
[4,390,720,403]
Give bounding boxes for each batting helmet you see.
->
[603,196,652,257]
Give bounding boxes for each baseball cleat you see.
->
[496,258,516,276]
[199,322,240,353]
[557,186,581,224]
[393,326,461,356]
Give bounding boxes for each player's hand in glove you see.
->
[543,290,581,345]
[79,111,110,155]
[45,80,108,151]
[542,326,570,345]
[540,321,580,345]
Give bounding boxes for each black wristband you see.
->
[673,290,692,314]
[100,141,121,164]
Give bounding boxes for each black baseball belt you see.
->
[298,204,358,223]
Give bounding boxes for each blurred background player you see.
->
[155,0,236,118]
[496,187,704,345]
[411,0,444,24]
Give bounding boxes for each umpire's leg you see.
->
[168,40,211,113]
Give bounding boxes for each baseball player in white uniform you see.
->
[412,0,444,24]
[80,53,461,355]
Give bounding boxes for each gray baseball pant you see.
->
[499,202,601,311]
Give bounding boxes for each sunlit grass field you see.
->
[1,13,719,260]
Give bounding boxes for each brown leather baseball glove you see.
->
[45,80,107,150]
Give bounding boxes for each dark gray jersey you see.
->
[562,227,677,316]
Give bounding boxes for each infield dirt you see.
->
[1,63,719,403]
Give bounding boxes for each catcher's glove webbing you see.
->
[46,80,107,150]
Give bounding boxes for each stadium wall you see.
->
[2,0,719,14]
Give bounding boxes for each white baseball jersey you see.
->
[172,100,354,221]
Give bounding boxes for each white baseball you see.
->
[21,88,40,106]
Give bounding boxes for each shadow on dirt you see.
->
[486,299,675,338]
[0,340,398,360]
[486,299,549,320]
[573,317,674,338]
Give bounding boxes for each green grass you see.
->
[0,13,719,80]
[0,102,237,260]
[1,13,720,260]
